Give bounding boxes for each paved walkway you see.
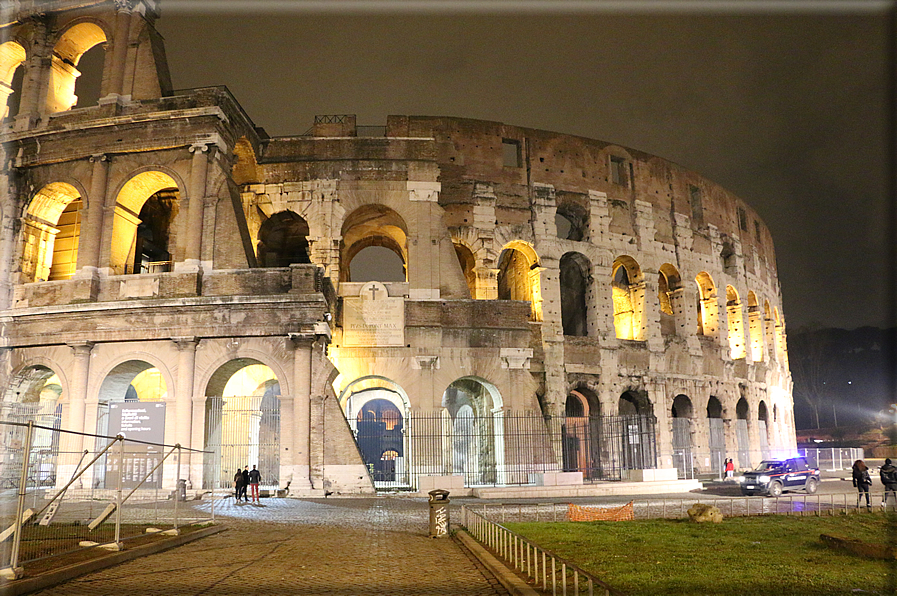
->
[30,497,511,596]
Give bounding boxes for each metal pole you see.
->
[174,445,181,531]
[115,436,123,546]
[9,420,35,574]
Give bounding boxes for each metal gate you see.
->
[758,419,770,460]
[671,417,693,479]
[708,417,725,473]
[203,395,280,490]
[557,414,657,481]
[736,419,751,468]
[352,409,409,488]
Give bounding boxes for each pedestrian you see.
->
[725,458,735,480]
[249,465,261,503]
[880,458,897,506]
[233,469,244,503]
[241,466,250,502]
[852,459,873,509]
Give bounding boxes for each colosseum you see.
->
[0,0,794,496]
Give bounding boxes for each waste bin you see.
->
[176,479,187,501]
[428,489,450,537]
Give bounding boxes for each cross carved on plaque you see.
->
[366,285,380,300]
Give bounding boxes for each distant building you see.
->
[0,0,795,495]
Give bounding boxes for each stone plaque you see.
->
[343,281,404,346]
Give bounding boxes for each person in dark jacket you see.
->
[852,459,873,509]
[240,467,250,502]
[880,458,897,506]
[248,465,262,503]
[233,469,244,502]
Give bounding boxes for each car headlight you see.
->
[736,475,745,483]
[758,475,770,483]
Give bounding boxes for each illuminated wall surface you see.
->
[0,0,795,493]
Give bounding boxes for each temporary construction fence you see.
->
[798,447,864,471]
[0,420,213,579]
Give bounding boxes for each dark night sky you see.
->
[157,1,892,331]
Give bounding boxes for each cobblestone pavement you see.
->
[30,496,511,596]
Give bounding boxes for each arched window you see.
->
[560,252,590,336]
[695,272,718,337]
[453,241,476,299]
[341,205,408,283]
[47,22,107,113]
[658,264,683,337]
[257,211,311,267]
[726,285,746,359]
[747,291,764,362]
[764,301,777,362]
[0,41,26,120]
[497,241,542,321]
[555,200,587,241]
[111,171,181,274]
[21,183,83,283]
[612,256,644,340]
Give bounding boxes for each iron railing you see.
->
[461,505,626,596]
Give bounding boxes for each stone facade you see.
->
[0,0,795,495]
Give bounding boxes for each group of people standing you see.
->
[852,458,897,509]
[233,465,262,504]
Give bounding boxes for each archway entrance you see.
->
[344,384,409,489]
[671,394,694,478]
[707,396,725,473]
[617,390,657,471]
[560,390,604,480]
[442,378,502,486]
[203,360,280,490]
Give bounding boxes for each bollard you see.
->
[428,489,450,537]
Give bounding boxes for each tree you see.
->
[789,326,833,429]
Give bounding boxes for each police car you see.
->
[738,457,820,497]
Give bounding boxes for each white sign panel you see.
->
[343,281,405,346]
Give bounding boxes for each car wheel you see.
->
[768,481,783,497]
[805,478,818,494]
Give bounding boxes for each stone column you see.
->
[290,335,312,488]
[0,212,17,310]
[181,143,210,270]
[107,1,134,98]
[172,337,197,448]
[78,154,109,272]
[59,342,93,487]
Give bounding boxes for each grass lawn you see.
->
[505,512,897,596]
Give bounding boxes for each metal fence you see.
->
[461,505,625,596]
[467,493,894,525]
[798,447,864,471]
[0,421,213,579]
[363,411,658,490]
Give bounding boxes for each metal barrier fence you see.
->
[0,421,213,579]
[467,493,895,525]
[461,505,626,596]
[798,447,864,471]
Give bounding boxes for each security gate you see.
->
[203,395,280,489]
[708,417,726,473]
[671,417,693,478]
[736,419,751,469]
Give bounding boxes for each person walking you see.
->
[880,458,897,506]
[725,458,735,480]
[248,465,261,503]
[240,467,250,502]
[852,459,873,509]
[233,469,244,503]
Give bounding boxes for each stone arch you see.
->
[618,389,656,470]
[46,20,108,114]
[232,136,261,185]
[257,210,311,267]
[340,204,408,283]
[764,300,777,362]
[612,255,645,340]
[758,400,771,459]
[555,198,588,241]
[442,377,504,485]
[695,271,719,337]
[338,376,411,414]
[774,307,789,367]
[706,395,725,473]
[671,394,695,477]
[735,396,751,467]
[497,240,542,321]
[203,358,282,490]
[747,291,764,362]
[560,251,590,336]
[453,240,476,299]
[0,41,26,120]
[21,182,83,283]
[110,170,183,275]
[658,263,684,337]
[562,387,603,479]
[726,285,746,359]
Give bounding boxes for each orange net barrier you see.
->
[567,501,634,522]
